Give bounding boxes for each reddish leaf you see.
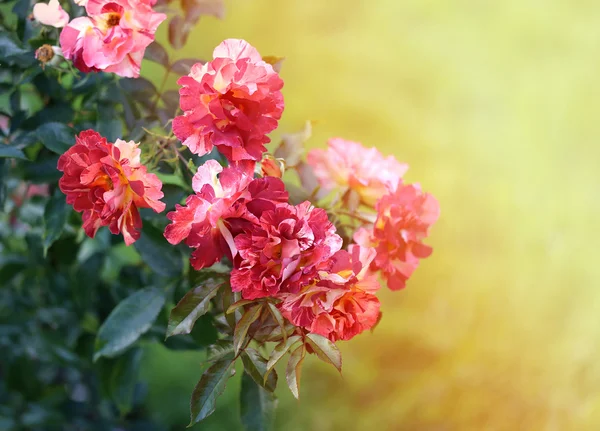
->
[233,303,263,355]
[189,354,236,425]
[241,348,277,393]
[265,335,301,383]
[285,345,305,399]
[305,333,342,372]
[166,279,223,338]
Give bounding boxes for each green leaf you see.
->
[221,284,238,330]
[0,32,33,66]
[285,345,305,400]
[0,255,28,286]
[265,335,301,382]
[226,299,255,314]
[97,104,123,142]
[166,279,223,338]
[155,172,191,191]
[252,321,295,343]
[98,348,144,415]
[35,122,75,154]
[189,354,236,426]
[206,341,235,364]
[145,41,170,67]
[233,304,263,356]
[189,314,219,347]
[0,145,27,160]
[94,288,165,361]
[266,303,287,341]
[119,78,157,99]
[23,156,61,183]
[134,223,182,277]
[305,333,342,372]
[240,373,278,431]
[43,190,71,253]
[241,348,277,393]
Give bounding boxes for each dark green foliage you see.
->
[0,1,224,429]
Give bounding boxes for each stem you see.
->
[336,210,375,224]
[171,141,195,173]
[151,67,170,112]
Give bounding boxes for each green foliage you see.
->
[0,0,223,429]
[1,0,349,428]
[166,277,224,338]
[94,288,166,361]
[240,373,277,431]
[189,354,236,426]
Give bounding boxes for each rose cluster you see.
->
[56,38,439,344]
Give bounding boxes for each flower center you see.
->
[106,13,121,27]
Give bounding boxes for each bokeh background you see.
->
[141,0,600,429]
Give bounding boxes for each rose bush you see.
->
[0,0,438,429]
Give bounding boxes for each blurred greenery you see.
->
[141,0,600,429]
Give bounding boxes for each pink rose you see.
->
[279,246,381,342]
[57,131,165,245]
[33,0,69,28]
[59,0,166,77]
[172,39,284,163]
[164,160,288,270]
[307,138,409,207]
[355,182,439,290]
[231,201,342,300]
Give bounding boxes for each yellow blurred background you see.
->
[143,0,600,429]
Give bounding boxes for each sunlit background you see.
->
[141,0,600,429]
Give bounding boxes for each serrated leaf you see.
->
[166,279,223,338]
[94,288,165,361]
[265,335,301,382]
[170,58,203,76]
[134,223,182,276]
[189,354,236,426]
[221,286,238,330]
[43,189,71,253]
[206,341,235,364]
[35,122,75,154]
[266,303,287,342]
[233,304,263,355]
[144,41,170,67]
[253,321,295,343]
[305,333,342,372]
[241,348,277,393]
[226,299,255,314]
[240,373,277,431]
[286,345,305,399]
